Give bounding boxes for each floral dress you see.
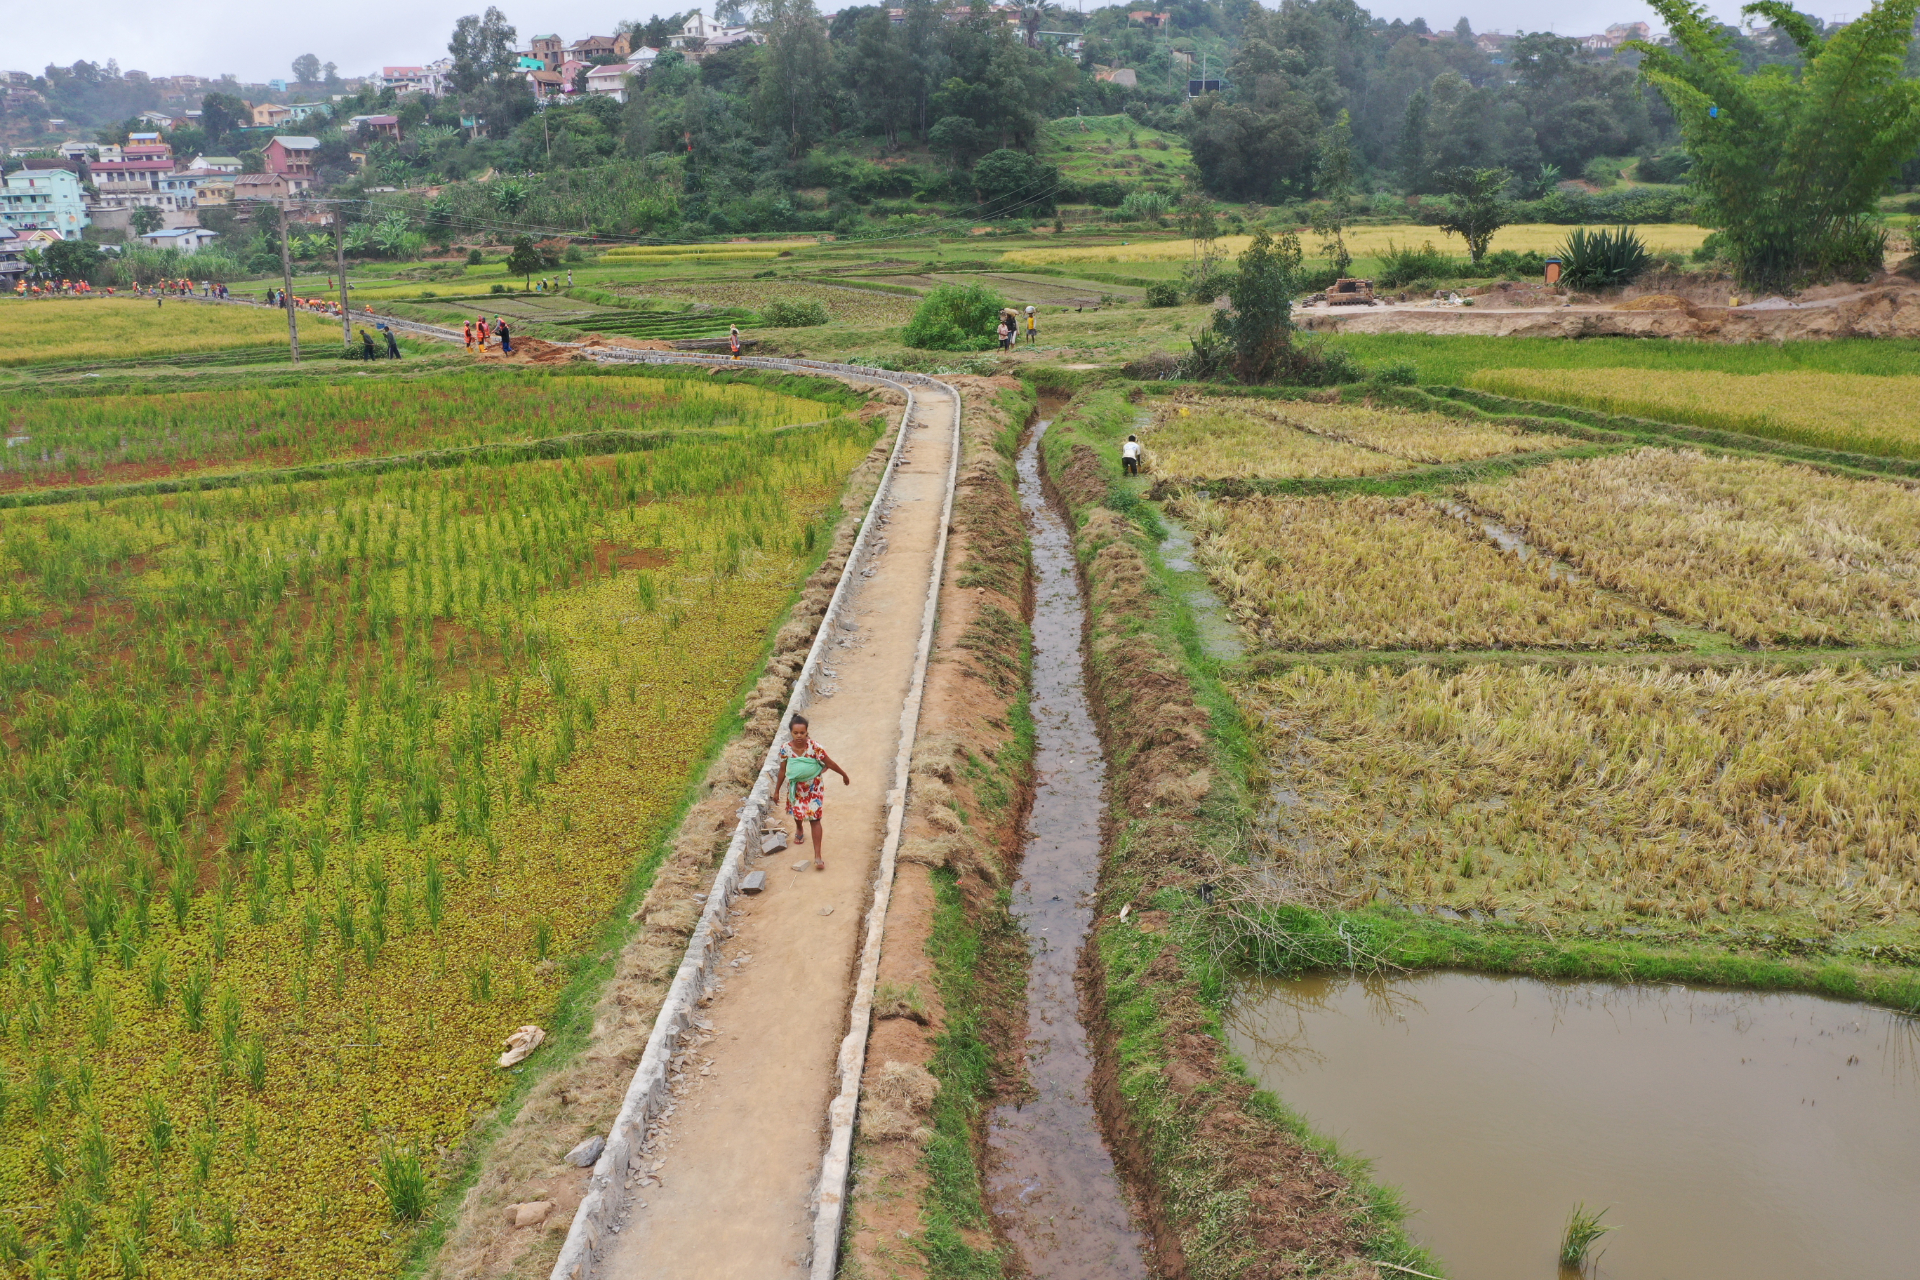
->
[780,737,829,823]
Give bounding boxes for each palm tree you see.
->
[1020,0,1057,49]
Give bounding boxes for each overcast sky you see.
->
[11,0,1848,86]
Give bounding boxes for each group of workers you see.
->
[8,278,223,298]
[997,306,1040,349]
[462,316,515,355]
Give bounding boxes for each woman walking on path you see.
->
[498,319,512,354]
[464,320,474,350]
[774,716,849,872]
[729,323,742,359]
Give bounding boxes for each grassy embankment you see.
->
[844,378,1037,1280]
[1035,376,1436,1280]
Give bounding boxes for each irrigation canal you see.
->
[982,419,1153,1277]
[1228,971,1920,1279]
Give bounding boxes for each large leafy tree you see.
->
[1212,228,1303,384]
[1434,165,1511,264]
[755,0,833,157]
[1629,0,1920,287]
[449,7,533,137]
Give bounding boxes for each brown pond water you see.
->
[1227,972,1920,1280]
[983,420,1151,1279]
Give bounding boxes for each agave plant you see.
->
[1557,225,1652,289]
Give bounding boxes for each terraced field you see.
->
[0,359,880,1277]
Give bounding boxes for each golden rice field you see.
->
[1141,397,1575,479]
[1002,223,1711,267]
[1172,493,1660,651]
[1465,450,1920,647]
[1466,367,1920,460]
[1243,663,1920,936]
[1145,405,1405,480]
[600,240,813,264]
[0,381,880,1275]
[0,300,340,368]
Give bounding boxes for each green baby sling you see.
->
[784,754,825,803]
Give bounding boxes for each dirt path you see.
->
[593,384,959,1280]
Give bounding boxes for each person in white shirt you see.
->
[1122,434,1142,476]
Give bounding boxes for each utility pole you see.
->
[334,208,351,351]
[278,202,300,365]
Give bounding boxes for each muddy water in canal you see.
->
[1228,972,1920,1279]
[983,421,1150,1279]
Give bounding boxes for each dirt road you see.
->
[592,383,959,1280]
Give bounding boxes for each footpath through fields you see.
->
[586,382,958,1280]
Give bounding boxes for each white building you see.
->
[669,11,758,47]
[584,48,659,102]
[380,59,454,96]
[0,169,89,239]
[134,226,219,253]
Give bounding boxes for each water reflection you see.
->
[1228,972,1920,1279]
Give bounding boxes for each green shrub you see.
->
[1483,248,1548,278]
[1582,156,1622,188]
[902,282,1006,351]
[489,283,507,294]
[1637,152,1693,184]
[1117,190,1172,221]
[1557,226,1652,289]
[1143,281,1183,307]
[760,299,830,328]
[1377,240,1461,287]
[466,249,483,266]
[1186,270,1234,303]
[1370,360,1420,385]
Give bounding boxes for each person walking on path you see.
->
[774,716,850,872]
[996,317,1011,349]
[464,320,474,350]
[1025,305,1038,345]
[1122,434,1143,476]
[359,327,378,361]
[498,319,512,354]
[477,316,490,348]
[383,326,402,360]
[729,323,742,359]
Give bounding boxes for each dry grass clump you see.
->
[1466,367,1920,459]
[1243,662,1920,933]
[1142,397,1572,480]
[1173,493,1660,651]
[1466,449,1920,646]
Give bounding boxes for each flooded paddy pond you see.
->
[1227,972,1920,1279]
